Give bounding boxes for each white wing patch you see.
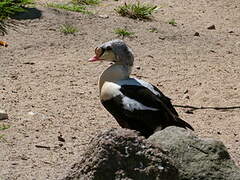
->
[101,82,121,101]
[122,96,158,112]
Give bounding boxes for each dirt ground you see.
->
[0,0,239,179]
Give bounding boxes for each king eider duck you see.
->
[89,39,194,137]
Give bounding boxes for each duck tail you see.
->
[176,117,194,131]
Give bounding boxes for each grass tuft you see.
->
[115,2,157,20]
[0,124,10,141]
[0,124,10,131]
[148,27,158,33]
[114,28,134,38]
[46,3,92,14]
[168,19,177,26]
[72,0,100,6]
[60,24,78,35]
[0,0,33,35]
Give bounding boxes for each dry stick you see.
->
[174,104,240,110]
[35,145,51,150]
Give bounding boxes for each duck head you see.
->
[88,39,134,66]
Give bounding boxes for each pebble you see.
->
[136,66,141,70]
[183,94,190,99]
[0,109,8,120]
[99,15,109,19]
[207,25,216,30]
[194,32,200,36]
[28,111,37,116]
[159,37,166,40]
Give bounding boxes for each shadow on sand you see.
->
[12,8,42,20]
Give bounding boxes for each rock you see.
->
[159,36,166,40]
[148,126,240,180]
[0,109,8,120]
[207,25,216,30]
[63,128,179,180]
[99,15,109,19]
[194,32,200,36]
[183,94,190,99]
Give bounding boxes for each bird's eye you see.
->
[95,47,103,57]
[105,46,112,51]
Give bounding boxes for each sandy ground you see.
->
[0,0,240,179]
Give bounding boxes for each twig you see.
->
[174,104,240,111]
[35,145,51,150]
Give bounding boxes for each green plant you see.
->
[115,2,157,20]
[148,27,158,33]
[0,0,33,35]
[72,0,100,5]
[60,24,78,35]
[0,124,10,139]
[0,20,8,35]
[168,19,177,26]
[114,28,134,38]
[46,3,92,14]
[0,124,10,131]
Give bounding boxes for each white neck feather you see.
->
[99,64,132,94]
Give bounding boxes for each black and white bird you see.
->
[89,39,194,137]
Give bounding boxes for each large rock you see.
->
[63,128,178,180]
[148,126,240,180]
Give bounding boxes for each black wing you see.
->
[119,84,194,131]
[120,84,178,117]
[152,85,179,116]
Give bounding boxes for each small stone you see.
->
[147,55,154,58]
[0,109,8,120]
[136,66,141,70]
[58,134,66,142]
[207,25,216,30]
[185,109,193,114]
[99,15,109,19]
[228,31,234,33]
[23,62,35,65]
[28,111,37,116]
[183,95,190,99]
[194,32,200,36]
[209,50,216,53]
[217,131,221,135]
